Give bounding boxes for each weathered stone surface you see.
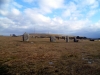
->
[66,36,69,42]
[50,36,56,42]
[23,32,29,41]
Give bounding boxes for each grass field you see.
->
[0,36,100,75]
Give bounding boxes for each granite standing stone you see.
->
[23,32,29,41]
[66,36,69,42]
[50,36,56,42]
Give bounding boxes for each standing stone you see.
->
[50,36,56,42]
[66,36,69,42]
[74,37,76,42]
[74,37,78,42]
[23,32,29,41]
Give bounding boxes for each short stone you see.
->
[50,36,56,42]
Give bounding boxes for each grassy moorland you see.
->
[0,36,100,75]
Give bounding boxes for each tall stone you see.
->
[23,32,29,41]
[50,36,56,42]
[66,36,69,42]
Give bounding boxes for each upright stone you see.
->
[50,36,56,42]
[74,37,78,42]
[66,36,69,42]
[23,32,29,41]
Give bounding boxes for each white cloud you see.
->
[86,0,96,5]
[80,0,99,9]
[0,17,15,28]
[90,1,99,9]
[62,2,78,18]
[63,10,71,17]
[90,20,100,31]
[0,0,22,16]
[11,8,21,15]
[0,10,8,16]
[39,0,64,14]
[24,8,51,24]
[40,0,64,9]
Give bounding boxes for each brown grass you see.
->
[0,36,100,75]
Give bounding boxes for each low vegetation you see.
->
[0,36,100,75]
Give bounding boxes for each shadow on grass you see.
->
[0,63,10,75]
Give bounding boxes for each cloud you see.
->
[0,0,11,15]
[24,8,51,25]
[11,8,21,15]
[87,10,97,18]
[90,20,100,31]
[0,17,15,29]
[38,0,64,14]
[12,2,23,8]
[85,0,96,5]
[0,0,22,16]
[0,0,100,38]
[40,0,64,9]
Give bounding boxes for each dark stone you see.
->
[12,34,17,37]
[90,39,95,41]
[74,37,78,42]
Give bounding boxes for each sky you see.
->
[0,0,100,38]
